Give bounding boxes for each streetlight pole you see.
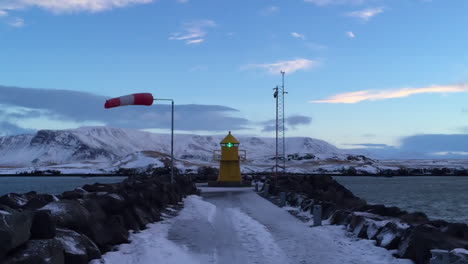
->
[154,98,175,184]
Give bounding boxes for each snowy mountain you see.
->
[0,127,342,170]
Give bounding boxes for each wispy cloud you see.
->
[311,84,468,104]
[244,58,316,74]
[260,5,280,16]
[0,0,153,13]
[0,10,7,16]
[261,115,312,132]
[8,17,24,27]
[291,32,305,40]
[304,0,366,6]
[0,85,250,132]
[346,31,355,38]
[347,7,384,21]
[169,20,216,45]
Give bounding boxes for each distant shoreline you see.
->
[1,173,468,177]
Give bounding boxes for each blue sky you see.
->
[1,0,468,158]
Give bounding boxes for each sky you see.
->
[1,0,468,158]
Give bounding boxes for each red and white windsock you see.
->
[104,93,154,109]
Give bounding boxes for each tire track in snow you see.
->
[227,208,290,264]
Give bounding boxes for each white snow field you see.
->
[94,188,413,264]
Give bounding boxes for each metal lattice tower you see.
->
[274,71,287,179]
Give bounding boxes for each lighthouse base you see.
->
[208,181,252,187]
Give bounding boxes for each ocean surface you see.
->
[0,176,127,196]
[334,176,468,224]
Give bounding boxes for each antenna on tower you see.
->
[274,71,287,182]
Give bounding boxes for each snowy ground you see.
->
[94,188,413,264]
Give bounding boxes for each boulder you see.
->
[23,194,55,210]
[400,212,429,225]
[89,215,129,252]
[56,228,101,264]
[93,193,127,214]
[330,210,351,225]
[398,225,468,264]
[444,223,468,240]
[82,183,117,193]
[0,193,28,209]
[3,239,64,264]
[375,222,403,249]
[0,210,33,259]
[40,200,92,235]
[356,204,407,218]
[31,210,56,239]
[348,214,366,234]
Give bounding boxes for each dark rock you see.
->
[330,210,351,225]
[375,222,404,249]
[41,200,92,235]
[56,228,101,264]
[89,215,129,251]
[0,210,33,259]
[348,214,366,234]
[61,189,87,200]
[398,225,468,264]
[82,183,117,193]
[300,198,314,212]
[132,206,154,229]
[400,212,429,225]
[0,205,16,215]
[3,239,64,264]
[0,193,28,209]
[31,210,56,239]
[94,193,127,214]
[23,194,56,210]
[356,204,407,218]
[366,222,382,240]
[320,202,336,220]
[444,223,468,240]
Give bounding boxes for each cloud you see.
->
[0,0,153,14]
[400,134,468,154]
[346,143,389,148]
[0,121,35,136]
[177,0,189,3]
[261,115,312,132]
[169,20,216,45]
[260,5,280,16]
[304,0,366,6]
[8,17,24,27]
[0,10,8,16]
[245,58,316,74]
[312,83,468,104]
[346,7,384,21]
[291,32,305,40]
[0,85,250,133]
[346,31,355,38]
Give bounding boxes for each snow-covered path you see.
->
[96,187,413,264]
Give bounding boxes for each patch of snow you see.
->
[0,210,11,215]
[177,195,216,224]
[452,248,468,255]
[56,232,85,255]
[40,203,65,215]
[109,194,124,201]
[228,207,290,264]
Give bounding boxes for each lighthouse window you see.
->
[221,143,239,147]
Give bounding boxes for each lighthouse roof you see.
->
[220,131,240,144]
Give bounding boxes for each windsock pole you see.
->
[104,93,175,184]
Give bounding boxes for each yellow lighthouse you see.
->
[209,131,248,187]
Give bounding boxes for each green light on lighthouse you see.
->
[226,142,233,148]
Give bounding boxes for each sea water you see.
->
[0,176,127,196]
[334,176,468,224]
